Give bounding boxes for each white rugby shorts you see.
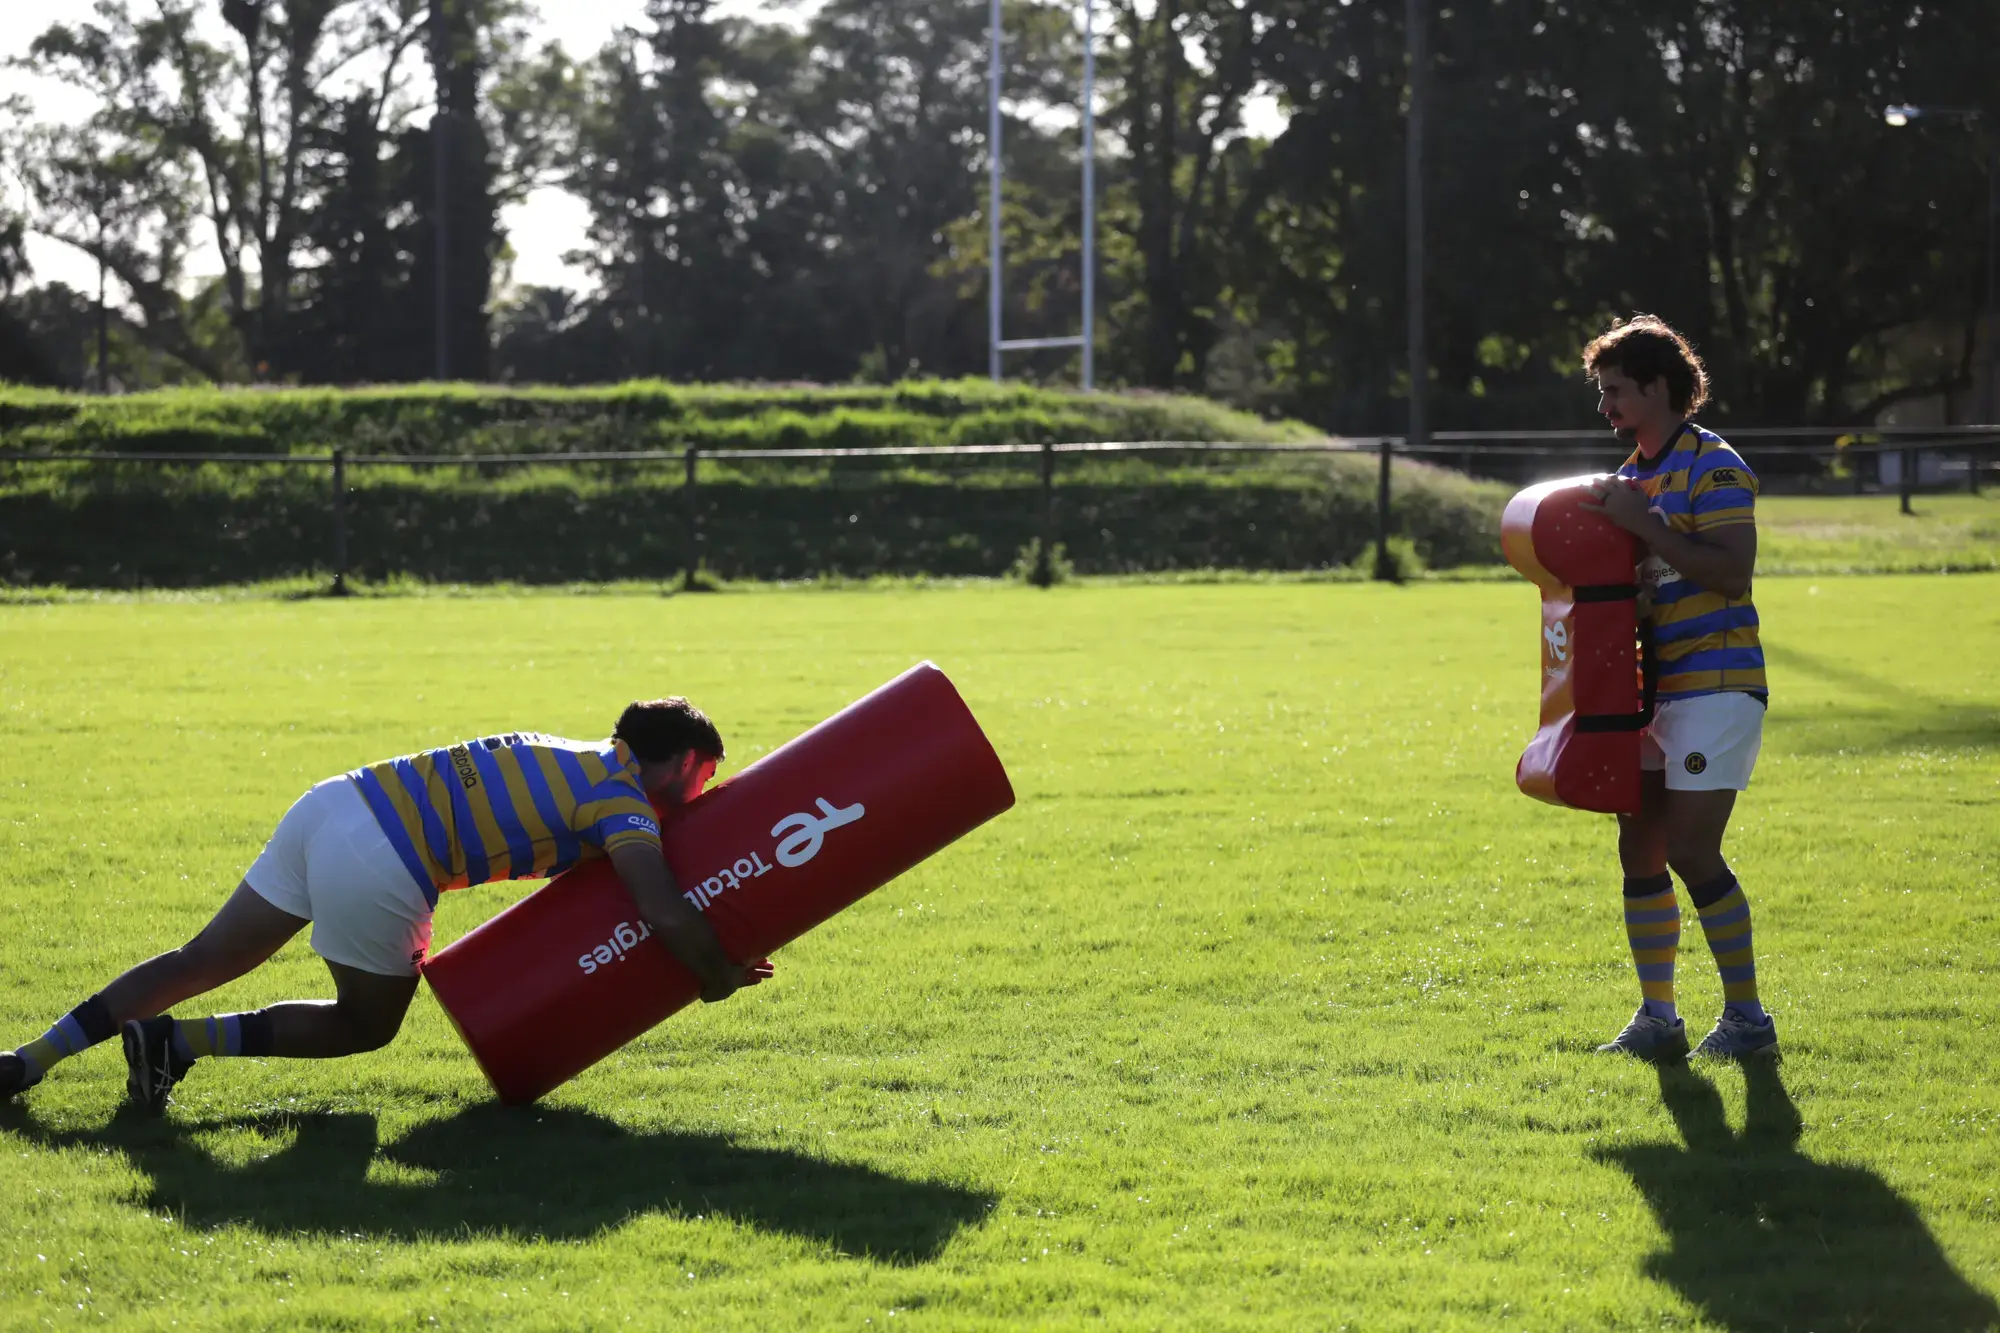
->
[1641,692,1766,792]
[244,776,435,978]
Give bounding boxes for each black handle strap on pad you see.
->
[1569,585,1658,734]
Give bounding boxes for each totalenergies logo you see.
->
[576,919,653,974]
[771,798,866,868]
[575,795,868,975]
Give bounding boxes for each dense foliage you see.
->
[3,1,1992,429]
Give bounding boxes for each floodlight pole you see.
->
[431,0,453,382]
[988,0,1098,390]
[1884,103,1996,490]
[1986,137,1998,430]
[1081,0,1097,389]
[988,0,1004,383]
[1405,0,1428,457]
[1385,0,1428,581]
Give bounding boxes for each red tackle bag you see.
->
[1500,477,1653,815]
[422,661,1016,1103]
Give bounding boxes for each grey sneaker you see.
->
[1596,1008,1689,1063]
[122,1018,193,1114]
[1695,1009,1779,1061]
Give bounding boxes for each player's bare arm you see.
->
[1579,484,1757,599]
[606,842,772,1003]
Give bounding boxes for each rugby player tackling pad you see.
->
[422,661,1015,1103]
[1501,477,1652,815]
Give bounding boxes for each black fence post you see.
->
[1033,439,1056,586]
[1373,439,1395,581]
[1900,447,1916,515]
[683,446,701,586]
[330,448,351,596]
[1969,439,1982,495]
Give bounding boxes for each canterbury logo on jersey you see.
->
[1706,468,1744,488]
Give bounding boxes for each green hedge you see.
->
[0,381,1508,585]
[0,457,1505,587]
[0,380,1318,456]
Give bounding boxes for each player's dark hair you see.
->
[614,697,725,764]
[1584,315,1711,415]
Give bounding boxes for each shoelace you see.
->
[140,1033,176,1104]
[1619,1009,1673,1036]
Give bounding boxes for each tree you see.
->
[1562,0,1999,422]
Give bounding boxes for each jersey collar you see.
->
[1626,420,1698,476]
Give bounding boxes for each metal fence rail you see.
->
[4,426,1994,591]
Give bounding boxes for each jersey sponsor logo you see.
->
[1543,621,1569,664]
[1706,468,1743,488]
[447,744,480,790]
[1684,752,1708,775]
[624,814,659,835]
[1639,554,1680,590]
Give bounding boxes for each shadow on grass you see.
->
[1763,644,2000,755]
[2,1102,992,1264]
[1594,1062,1999,1332]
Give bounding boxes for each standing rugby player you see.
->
[2,698,770,1111]
[1578,316,1778,1061]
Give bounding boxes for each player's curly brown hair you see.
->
[1583,315,1710,415]
[614,697,725,763]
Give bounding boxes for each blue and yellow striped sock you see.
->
[12,996,117,1087]
[1623,872,1680,1021]
[170,1011,276,1063]
[1692,870,1767,1023]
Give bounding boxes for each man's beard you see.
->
[1612,424,1639,442]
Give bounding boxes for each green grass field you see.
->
[1759,493,2000,573]
[2,578,1996,1330]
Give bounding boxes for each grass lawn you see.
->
[1757,492,2000,573]
[1,578,1996,1330]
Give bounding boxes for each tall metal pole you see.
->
[1405,0,1428,462]
[988,0,1004,383]
[1984,139,1997,426]
[431,0,452,382]
[1081,0,1097,391]
[1383,0,1426,581]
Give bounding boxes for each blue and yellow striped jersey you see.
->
[348,734,661,905]
[1617,424,1767,702]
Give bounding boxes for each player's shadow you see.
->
[3,1102,991,1265]
[1594,1062,1998,1332]
[1762,644,2000,755]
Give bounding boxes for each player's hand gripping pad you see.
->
[422,661,1015,1103]
[1501,477,1651,815]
